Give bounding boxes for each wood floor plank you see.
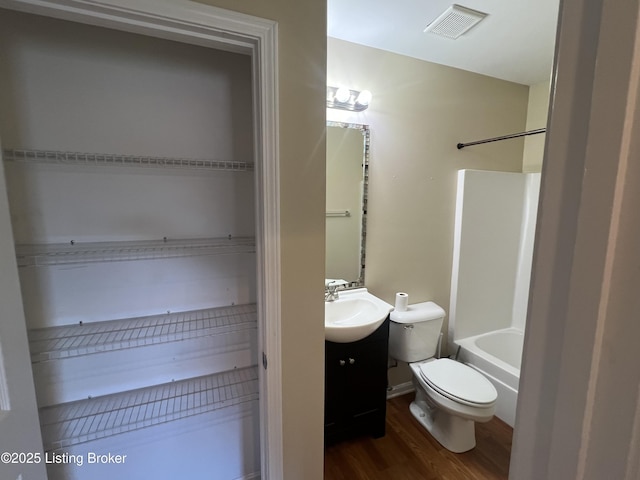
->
[325,393,513,480]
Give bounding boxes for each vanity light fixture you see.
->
[327,86,372,111]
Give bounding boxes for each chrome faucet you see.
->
[325,283,340,302]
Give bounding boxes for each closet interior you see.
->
[0,9,260,480]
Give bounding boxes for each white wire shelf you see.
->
[28,304,257,363]
[39,366,259,451]
[2,148,254,172]
[15,236,255,267]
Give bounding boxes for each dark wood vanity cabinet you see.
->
[324,317,390,443]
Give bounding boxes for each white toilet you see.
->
[389,301,497,453]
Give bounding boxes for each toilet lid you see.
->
[419,358,497,405]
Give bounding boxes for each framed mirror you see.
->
[326,121,369,287]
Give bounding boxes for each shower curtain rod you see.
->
[457,128,546,149]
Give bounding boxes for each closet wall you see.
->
[0,10,259,479]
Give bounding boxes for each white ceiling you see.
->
[328,0,560,86]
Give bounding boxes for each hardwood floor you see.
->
[324,394,513,480]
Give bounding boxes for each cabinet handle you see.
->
[349,357,355,365]
[339,360,346,366]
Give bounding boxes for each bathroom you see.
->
[324,0,555,476]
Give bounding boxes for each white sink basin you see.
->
[325,288,393,343]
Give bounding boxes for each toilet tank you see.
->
[389,301,446,363]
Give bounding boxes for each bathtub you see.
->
[454,328,524,427]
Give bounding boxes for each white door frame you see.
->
[511,0,640,478]
[0,0,282,477]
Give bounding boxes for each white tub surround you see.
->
[449,170,540,426]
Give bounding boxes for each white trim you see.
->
[251,16,283,480]
[386,381,414,399]
[0,1,282,478]
[0,345,10,411]
[510,0,640,478]
[0,0,271,53]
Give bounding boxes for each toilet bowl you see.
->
[389,301,497,453]
[408,358,497,452]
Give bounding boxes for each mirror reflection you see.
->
[325,121,369,287]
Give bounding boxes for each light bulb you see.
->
[356,90,372,106]
[334,87,351,103]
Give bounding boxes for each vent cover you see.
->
[424,4,488,39]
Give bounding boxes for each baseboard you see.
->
[387,381,414,399]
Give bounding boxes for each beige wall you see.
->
[523,80,552,172]
[197,1,328,478]
[328,38,529,385]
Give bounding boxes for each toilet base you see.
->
[410,388,477,453]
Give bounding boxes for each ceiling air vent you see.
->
[424,4,488,39]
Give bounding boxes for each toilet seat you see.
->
[418,358,497,407]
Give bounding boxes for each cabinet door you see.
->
[324,342,347,430]
[346,339,388,419]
